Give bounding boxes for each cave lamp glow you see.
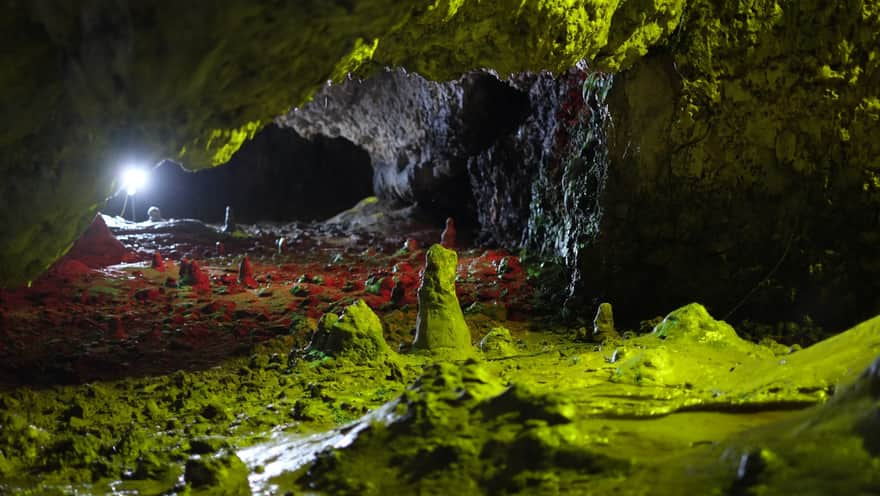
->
[118,164,151,222]
[120,166,149,196]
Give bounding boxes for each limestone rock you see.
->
[413,244,473,359]
[310,299,390,360]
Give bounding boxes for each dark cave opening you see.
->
[459,72,531,154]
[104,124,374,224]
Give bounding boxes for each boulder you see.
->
[310,299,390,361]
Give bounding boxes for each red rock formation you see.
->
[179,259,211,291]
[238,256,258,288]
[63,215,135,268]
[151,252,165,272]
[440,217,456,249]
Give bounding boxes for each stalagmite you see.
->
[413,244,473,359]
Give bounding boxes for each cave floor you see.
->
[0,210,878,495]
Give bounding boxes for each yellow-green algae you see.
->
[308,299,394,361]
[413,244,474,360]
[2,302,878,494]
[240,304,880,495]
[557,0,880,336]
[0,336,421,495]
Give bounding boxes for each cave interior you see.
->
[1,1,879,495]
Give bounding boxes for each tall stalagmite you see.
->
[413,244,473,360]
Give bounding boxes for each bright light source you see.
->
[120,167,149,196]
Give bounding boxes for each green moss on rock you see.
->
[310,299,391,361]
[184,451,250,495]
[478,326,518,359]
[294,361,628,494]
[413,244,473,360]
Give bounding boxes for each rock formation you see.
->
[237,256,257,289]
[63,215,133,269]
[151,251,165,272]
[309,299,391,361]
[592,302,617,341]
[440,217,457,249]
[413,244,473,359]
[179,259,210,291]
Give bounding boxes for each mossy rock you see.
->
[413,244,474,360]
[309,299,391,361]
[651,303,753,352]
[184,450,250,495]
[478,327,518,359]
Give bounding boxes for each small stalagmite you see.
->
[593,302,618,341]
[151,251,165,272]
[223,206,236,234]
[179,259,211,291]
[440,217,456,249]
[413,244,473,360]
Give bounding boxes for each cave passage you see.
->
[104,125,374,224]
[1,1,879,494]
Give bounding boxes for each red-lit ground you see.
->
[0,214,535,387]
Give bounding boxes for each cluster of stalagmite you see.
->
[307,243,474,362]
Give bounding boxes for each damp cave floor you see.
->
[0,210,878,495]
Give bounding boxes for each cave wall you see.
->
[0,0,408,287]
[278,69,530,225]
[276,2,880,338]
[586,0,880,338]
